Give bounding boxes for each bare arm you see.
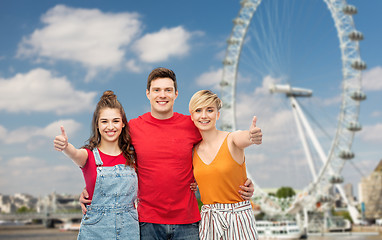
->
[54,126,88,167]
[231,116,262,149]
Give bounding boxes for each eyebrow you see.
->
[99,117,122,120]
[151,87,174,90]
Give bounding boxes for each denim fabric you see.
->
[78,148,139,240]
[139,222,199,240]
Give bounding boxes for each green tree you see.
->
[276,186,296,198]
[16,206,35,213]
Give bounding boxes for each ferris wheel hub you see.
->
[269,84,313,97]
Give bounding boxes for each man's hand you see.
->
[239,178,255,200]
[190,181,198,193]
[249,116,262,145]
[79,188,92,214]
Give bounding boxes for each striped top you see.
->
[193,134,247,205]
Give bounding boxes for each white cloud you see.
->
[0,125,6,137]
[195,68,223,90]
[235,75,283,127]
[195,68,252,91]
[0,119,81,144]
[255,75,282,95]
[0,68,97,114]
[371,111,382,118]
[17,5,142,79]
[126,59,144,73]
[359,123,382,143]
[133,26,192,63]
[7,156,44,167]
[321,95,341,106]
[42,119,82,139]
[0,155,84,195]
[362,66,382,91]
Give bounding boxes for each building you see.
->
[344,183,356,204]
[0,193,37,213]
[0,192,80,214]
[358,160,382,220]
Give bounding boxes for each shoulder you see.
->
[84,148,92,154]
[226,131,237,144]
[173,112,190,119]
[129,112,149,124]
[173,112,194,123]
[81,148,94,169]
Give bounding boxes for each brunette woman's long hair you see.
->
[83,90,136,168]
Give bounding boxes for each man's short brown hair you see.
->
[147,67,177,92]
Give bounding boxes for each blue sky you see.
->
[0,0,381,198]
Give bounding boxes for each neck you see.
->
[150,110,174,120]
[98,141,121,155]
[199,128,220,144]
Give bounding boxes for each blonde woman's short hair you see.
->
[189,90,222,113]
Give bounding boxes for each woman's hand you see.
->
[239,178,255,200]
[79,188,92,214]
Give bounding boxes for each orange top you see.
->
[193,134,247,205]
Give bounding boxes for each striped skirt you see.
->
[199,201,258,240]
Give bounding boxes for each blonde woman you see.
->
[189,90,262,240]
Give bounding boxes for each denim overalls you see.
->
[78,148,139,240]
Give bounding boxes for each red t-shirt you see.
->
[129,112,202,224]
[81,148,127,201]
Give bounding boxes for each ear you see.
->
[174,90,178,100]
[146,89,150,99]
[217,111,220,120]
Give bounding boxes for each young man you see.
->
[80,67,258,239]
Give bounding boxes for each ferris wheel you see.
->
[220,0,366,224]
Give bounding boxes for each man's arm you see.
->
[191,178,254,199]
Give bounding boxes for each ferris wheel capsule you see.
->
[241,0,256,8]
[351,60,367,70]
[338,150,355,160]
[329,175,344,184]
[317,194,331,203]
[343,5,357,15]
[220,80,229,87]
[223,58,235,65]
[350,90,367,101]
[233,18,245,25]
[227,37,241,45]
[348,31,364,41]
[347,121,362,131]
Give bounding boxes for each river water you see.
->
[0,225,380,240]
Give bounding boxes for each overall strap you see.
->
[92,148,103,166]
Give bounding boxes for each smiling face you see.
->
[146,77,178,119]
[191,104,220,131]
[97,107,125,144]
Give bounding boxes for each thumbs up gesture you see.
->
[54,126,69,151]
[249,116,262,145]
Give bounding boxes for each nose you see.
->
[108,122,114,129]
[159,90,166,98]
[201,110,207,118]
